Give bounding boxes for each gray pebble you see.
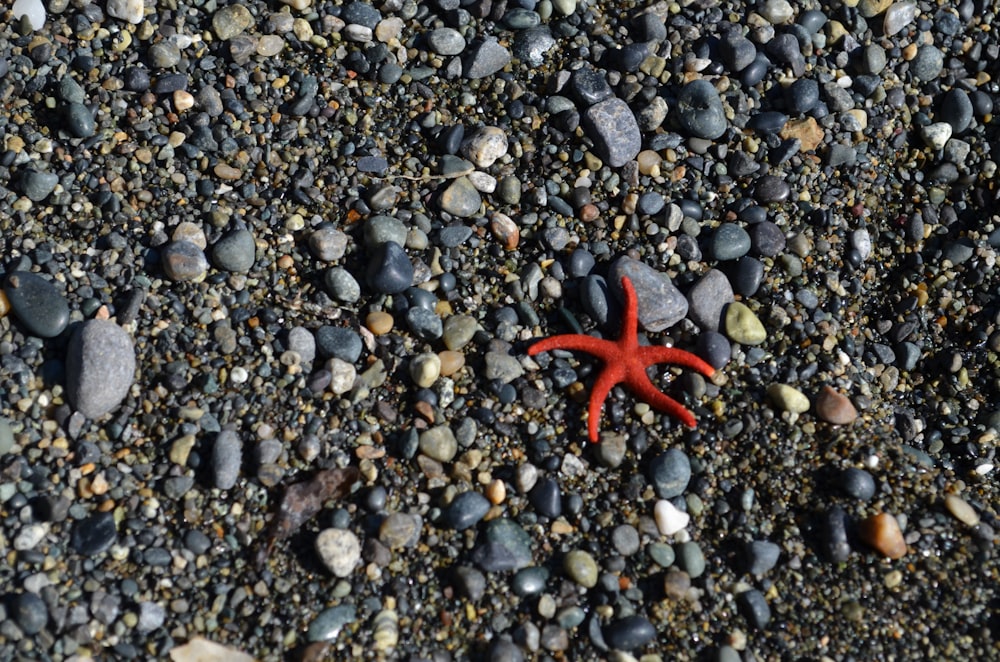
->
[754,174,791,203]
[161,240,209,281]
[324,267,361,303]
[738,589,771,629]
[364,215,408,249]
[823,506,851,562]
[4,271,70,338]
[786,78,820,114]
[288,326,316,364]
[66,320,136,418]
[427,27,466,55]
[148,40,181,68]
[611,525,640,556]
[720,33,757,72]
[445,491,491,530]
[512,566,550,597]
[453,566,487,600]
[676,79,727,139]
[13,592,48,635]
[582,97,641,167]
[406,306,443,340]
[366,241,413,294]
[310,224,350,261]
[484,351,524,383]
[603,615,656,651]
[212,229,255,273]
[463,37,511,79]
[58,77,86,104]
[439,176,482,218]
[65,102,95,138]
[307,604,357,643]
[609,258,688,332]
[749,221,786,257]
[840,467,876,501]
[648,449,691,499]
[697,330,732,369]
[473,519,533,572]
[0,417,13,455]
[137,602,166,633]
[710,223,752,261]
[910,45,944,82]
[744,540,781,575]
[19,170,60,201]
[315,326,363,363]
[687,268,734,330]
[861,44,887,74]
[675,541,706,578]
[940,88,974,134]
[212,429,242,490]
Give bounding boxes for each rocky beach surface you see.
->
[1,0,1000,659]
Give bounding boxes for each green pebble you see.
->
[766,383,810,413]
[0,418,14,455]
[675,541,706,578]
[563,550,599,588]
[724,301,766,345]
[442,315,478,350]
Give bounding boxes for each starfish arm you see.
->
[586,364,625,443]
[637,346,716,378]
[626,373,699,428]
[528,334,618,361]
[618,276,640,353]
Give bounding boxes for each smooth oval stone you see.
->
[648,448,691,499]
[563,550,599,588]
[710,224,752,261]
[65,102,95,138]
[444,491,491,530]
[603,615,656,651]
[212,429,242,490]
[307,604,357,643]
[4,271,70,338]
[65,320,137,418]
[738,589,771,629]
[161,240,209,281]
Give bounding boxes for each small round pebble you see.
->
[445,491,491,531]
[161,240,209,281]
[840,467,876,501]
[212,229,255,273]
[648,449,691,499]
[419,425,458,462]
[724,302,767,345]
[815,386,858,424]
[944,494,980,527]
[766,383,810,413]
[366,311,394,335]
[744,540,781,575]
[676,79,727,139]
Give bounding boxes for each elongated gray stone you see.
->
[66,320,136,418]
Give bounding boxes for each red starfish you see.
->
[529,276,715,443]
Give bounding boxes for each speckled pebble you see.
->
[439,177,482,217]
[648,448,691,499]
[419,425,458,462]
[315,326,363,363]
[582,97,642,167]
[324,267,362,303]
[161,240,209,282]
[315,528,362,577]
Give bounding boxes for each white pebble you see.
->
[13,0,45,30]
[654,499,690,536]
[315,528,362,577]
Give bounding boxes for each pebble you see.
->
[454,566,487,600]
[325,267,361,303]
[710,223,752,261]
[697,331,732,369]
[366,241,413,293]
[582,97,641,167]
[419,425,458,462]
[463,37,511,79]
[307,604,357,643]
[785,78,819,114]
[212,429,242,490]
[364,215,408,249]
[609,258,688,332]
[474,519,533,572]
[406,307,443,341]
[910,45,943,82]
[439,177,482,217]
[724,302,766,345]
[737,589,771,629]
[611,525,640,556]
[106,0,144,23]
[19,170,59,201]
[654,499,690,536]
[212,4,254,40]
[484,351,524,383]
[65,320,136,418]
[748,221,786,257]
[71,511,117,555]
[13,0,45,30]
[315,528,361,577]
[462,126,508,168]
[379,512,422,549]
[754,175,791,204]
[529,477,562,518]
[326,358,357,395]
[840,467,876,501]
[884,1,918,36]
[563,550,598,588]
[858,512,907,559]
[944,494,979,527]
[824,506,851,562]
[744,540,781,575]
[161,241,209,281]
[920,123,952,150]
[675,541,706,578]
[315,326,363,363]
[648,449,691,499]
[13,592,48,635]
[766,383,810,414]
[444,491,491,530]
[676,79,727,139]
[814,385,858,424]
[0,417,13,455]
[603,615,656,651]
[3,271,70,338]
[427,28,466,55]
[512,567,549,597]
[409,352,441,388]
[309,225,349,261]
[212,229,255,273]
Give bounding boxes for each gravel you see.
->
[2,0,999,659]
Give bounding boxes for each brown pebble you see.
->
[366,311,394,335]
[859,512,907,559]
[814,385,858,425]
[485,478,506,505]
[578,203,600,222]
[944,494,980,527]
[438,350,465,377]
[213,163,243,180]
[0,289,11,318]
[489,212,519,250]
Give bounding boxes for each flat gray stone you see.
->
[608,258,688,332]
[65,320,136,418]
[582,97,641,167]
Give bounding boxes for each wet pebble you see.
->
[161,241,209,281]
[453,566,487,600]
[463,37,511,79]
[474,519,533,571]
[603,615,656,651]
[748,221,786,257]
[676,79,727,139]
[697,331,732,369]
[529,477,562,518]
[944,494,980,527]
[675,541,706,578]
[65,320,136,418]
[307,604,357,643]
[65,102,95,138]
[840,467,876,501]
[367,241,413,293]
[439,177,482,217]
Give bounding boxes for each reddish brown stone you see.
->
[814,385,858,425]
[859,512,907,559]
